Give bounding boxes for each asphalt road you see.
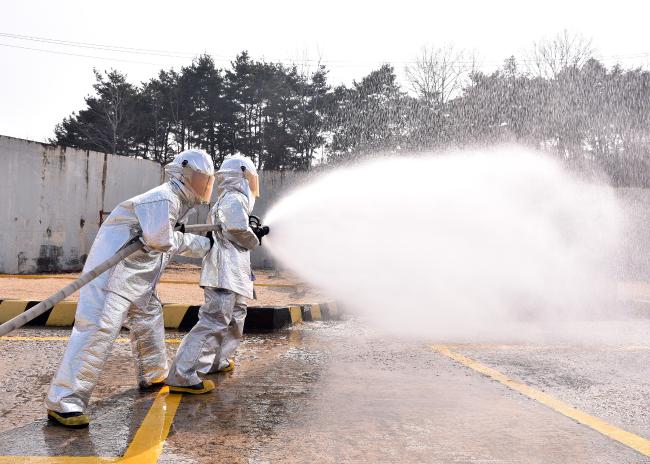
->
[1,317,649,463]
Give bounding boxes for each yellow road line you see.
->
[0,336,182,344]
[0,274,83,280]
[119,386,182,463]
[432,344,650,457]
[0,388,182,464]
[252,282,298,288]
[159,280,298,288]
[437,343,531,350]
[0,457,118,463]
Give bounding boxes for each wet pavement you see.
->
[1,319,650,463]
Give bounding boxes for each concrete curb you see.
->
[0,299,340,332]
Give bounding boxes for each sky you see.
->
[2,0,650,142]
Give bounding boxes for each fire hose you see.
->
[0,223,225,336]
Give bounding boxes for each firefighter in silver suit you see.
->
[165,155,268,394]
[46,149,215,427]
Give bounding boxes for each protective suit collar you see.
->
[169,178,196,207]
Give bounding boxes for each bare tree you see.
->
[526,30,595,78]
[404,44,475,106]
[81,69,137,155]
[293,47,324,80]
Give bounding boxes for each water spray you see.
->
[264,147,623,342]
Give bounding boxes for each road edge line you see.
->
[431,344,650,457]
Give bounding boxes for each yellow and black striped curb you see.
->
[0,274,299,288]
[0,299,340,332]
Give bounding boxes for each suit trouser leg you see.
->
[166,288,236,386]
[209,295,247,372]
[125,292,168,386]
[46,289,131,413]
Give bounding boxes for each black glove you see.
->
[205,231,215,248]
[253,225,270,244]
[174,222,186,233]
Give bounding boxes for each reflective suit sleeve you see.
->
[134,200,211,257]
[218,194,259,251]
[174,233,211,258]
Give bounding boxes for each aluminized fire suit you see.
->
[46,151,213,414]
[166,157,259,387]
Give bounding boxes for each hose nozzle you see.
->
[249,215,270,244]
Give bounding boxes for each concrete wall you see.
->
[0,135,164,273]
[0,135,306,273]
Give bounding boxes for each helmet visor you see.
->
[245,170,260,197]
[183,166,215,203]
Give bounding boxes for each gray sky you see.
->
[2,0,649,142]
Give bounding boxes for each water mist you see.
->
[264,147,623,342]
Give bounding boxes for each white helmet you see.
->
[165,149,215,203]
[219,155,260,198]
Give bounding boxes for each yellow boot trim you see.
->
[47,410,90,428]
[168,379,215,395]
[149,375,167,385]
[218,359,235,373]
